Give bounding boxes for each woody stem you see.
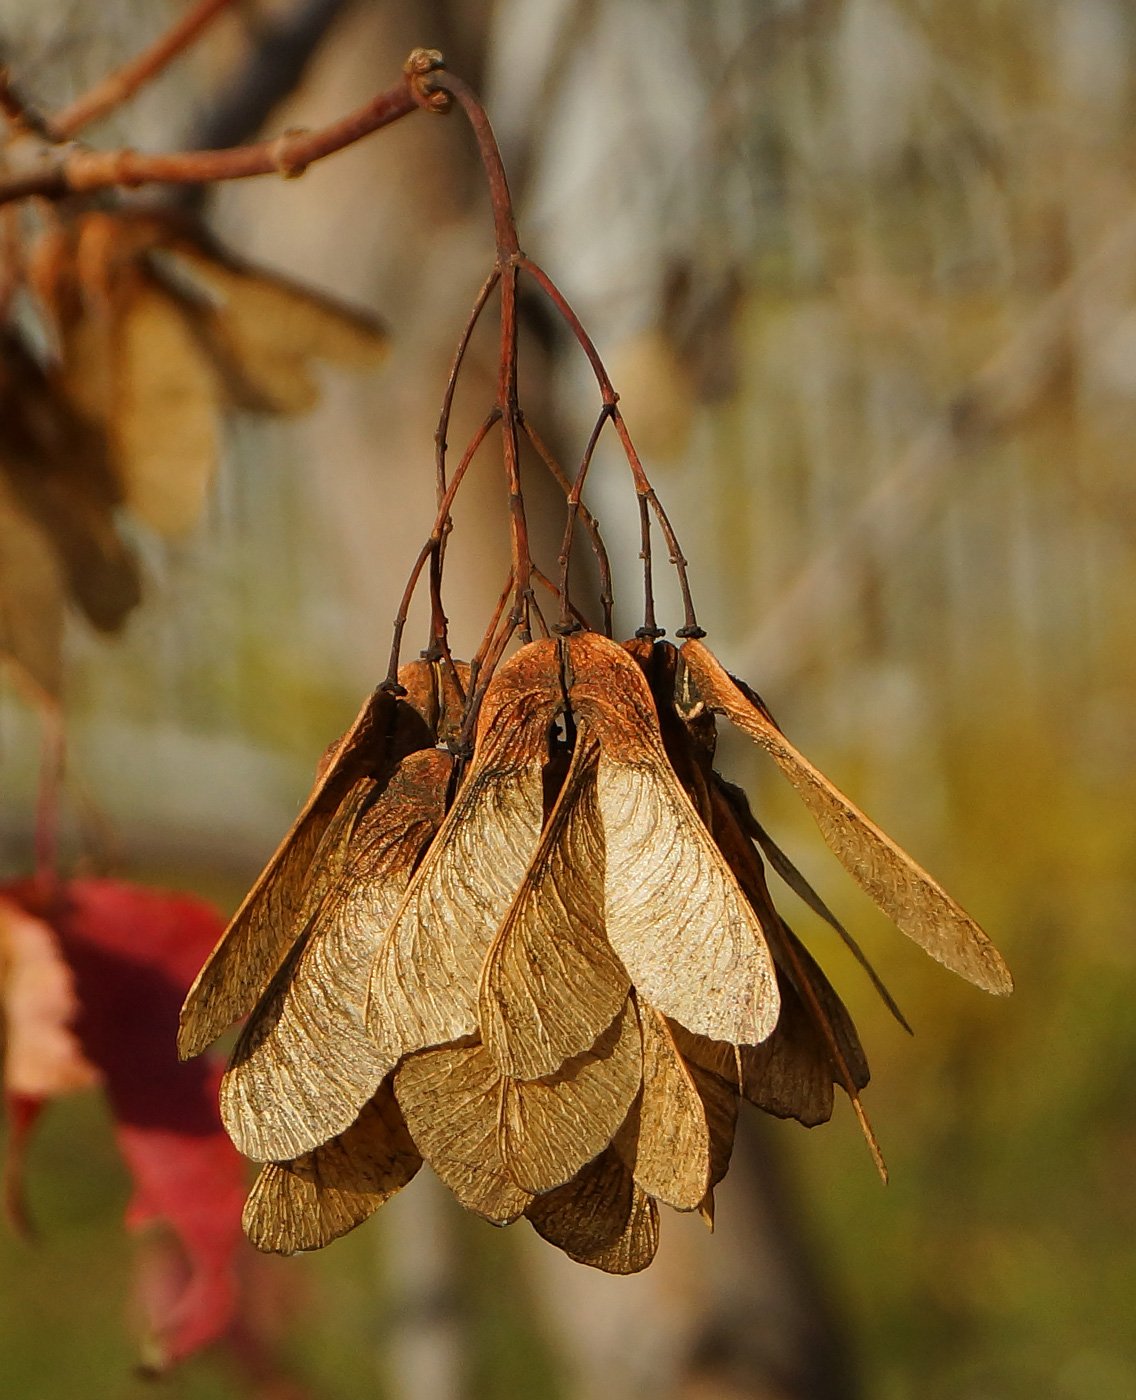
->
[48,0,237,138]
[420,69,535,639]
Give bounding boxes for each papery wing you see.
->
[179,691,429,1059]
[369,642,561,1058]
[242,1079,420,1253]
[567,633,779,1047]
[682,640,1012,996]
[525,1145,659,1275]
[615,1003,711,1211]
[500,998,641,1194]
[480,734,629,1079]
[221,750,452,1160]
[394,1040,531,1224]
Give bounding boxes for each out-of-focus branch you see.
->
[48,0,238,138]
[0,50,447,207]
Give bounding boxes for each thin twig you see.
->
[385,407,501,686]
[554,405,613,630]
[49,0,238,138]
[436,269,501,507]
[520,415,614,634]
[0,50,446,205]
[520,255,702,634]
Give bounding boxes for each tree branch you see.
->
[49,0,239,139]
[0,49,447,207]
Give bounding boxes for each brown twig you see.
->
[520,415,614,634]
[520,255,702,635]
[385,408,501,687]
[0,51,445,206]
[555,405,614,630]
[49,0,238,138]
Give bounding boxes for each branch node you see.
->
[270,128,312,179]
[405,48,451,112]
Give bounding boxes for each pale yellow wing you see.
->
[480,733,629,1080]
[567,632,780,1046]
[242,1079,420,1254]
[394,1040,532,1224]
[499,998,641,1194]
[368,642,561,1058]
[221,749,452,1160]
[525,1145,659,1275]
[681,639,1013,996]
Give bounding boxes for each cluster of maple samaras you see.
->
[179,631,1011,1274]
[0,208,386,695]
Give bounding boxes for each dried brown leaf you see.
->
[242,1079,421,1254]
[681,638,1013,996]
[394,1040,531,1224]
[110,273,221,536]
[179,691,430,1059]
[566,633,780,1046]
[0,472,65,696]
[525,1145,659,1275]
[369,642,562,1060]
[0,337,140,633]
[480,734,630,1080]
[221,749,452,1161]
[499,998,641,1194]
[163,242,388,416]
[615,1003,710,1211]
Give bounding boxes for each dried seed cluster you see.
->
[180,631,1011,1273]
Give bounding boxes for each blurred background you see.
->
[1,1,1135,1396]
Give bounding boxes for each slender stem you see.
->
[533,567,588,629]
[555,405,614,630]
[49,0,237,138]
[436,269,501,507]
[519,257,616,403]
[636,493,659,637]
[423,71,520,260]
[611,409,703,636]
[497,263,533,638]
[0,65,427,205]
[520,415,614,635]
[521,255,702,635]
[384,408,500,685]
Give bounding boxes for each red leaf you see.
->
[0,878,248,1369]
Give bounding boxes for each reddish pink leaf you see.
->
[0,877,248,1369]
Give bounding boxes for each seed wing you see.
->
[179,690,428,1059]
[242,1080,420,1254]
[394,1040,532,1224]
[221,750,452,1160]
[525,1145,659,1275]
[568,633,780,1047]
[480,735,629,1080]
[682,639,1013,996]
[369,643,561,1058]
[499,998,641,1194]
[615,1003,711,1211]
